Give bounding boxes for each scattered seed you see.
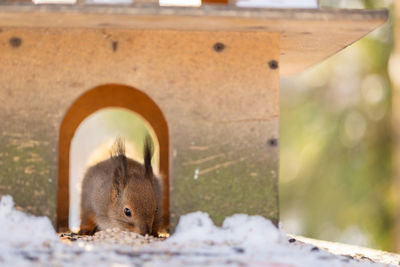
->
[311,247,319,252]
[360,256,374,262]
[233,247,245,254]
[317,256,332,260]
[342,255,354,260]
[21,253,38,262]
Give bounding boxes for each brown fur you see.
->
[79,137,162,236]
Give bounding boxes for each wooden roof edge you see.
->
[0,4,389,23]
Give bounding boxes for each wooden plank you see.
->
[0,5,387,75]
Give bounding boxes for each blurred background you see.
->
[280,0,396,252]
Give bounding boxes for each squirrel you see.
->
[79,137,162,236]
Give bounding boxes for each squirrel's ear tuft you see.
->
[110,137,126,159]
[110,137,128,200]
[110,137,128,176]
[143,135,154,178]
[112,165,126,200]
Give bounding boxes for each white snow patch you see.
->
[0,195,58,250]
[170,212,221,243]
[163,212,383,266]
[170,212,283,248]
[0,195,388,266]
[223,214,282,247]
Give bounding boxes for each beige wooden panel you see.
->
[0,28,279,230]
[0,5,387,75]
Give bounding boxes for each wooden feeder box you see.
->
[0,2,387,232]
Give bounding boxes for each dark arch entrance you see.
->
[57,84,169,232]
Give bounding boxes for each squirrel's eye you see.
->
[124,207,132,217]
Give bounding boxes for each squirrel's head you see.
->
[108,137,157,235]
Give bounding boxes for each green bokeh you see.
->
[280,0,394,251]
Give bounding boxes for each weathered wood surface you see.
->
[0,29,279,230]
[0,5,388,75]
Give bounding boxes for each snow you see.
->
[0,195,392,266]
[166,212,384,266]
[0,196,58,250]
[170,212,282,248]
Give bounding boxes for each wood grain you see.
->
[0,5,388,75]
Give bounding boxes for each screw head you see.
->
[268,60,279,70]
[213,42,225,52]
[112,41,118,52]
[9,37,22,48]
[268,138,278,147]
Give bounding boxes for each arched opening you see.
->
[57,84,169,233]
[68,108,160,231]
